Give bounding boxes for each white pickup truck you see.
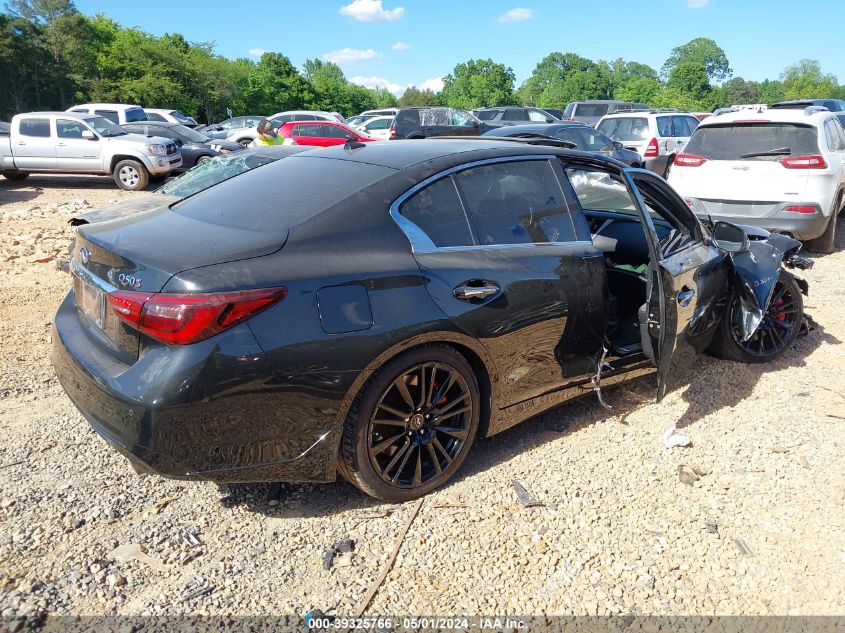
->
[0,111,182,190]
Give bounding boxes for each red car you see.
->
[278,121,378,147]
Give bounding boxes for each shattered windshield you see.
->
[158,153,277,198]
[419,108,481,126]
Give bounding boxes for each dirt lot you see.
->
[1,175,844,620]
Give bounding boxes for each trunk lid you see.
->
[71,204,287,362]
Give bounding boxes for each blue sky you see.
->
[73,0,843,95]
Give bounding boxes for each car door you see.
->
[450,109,482,136]
[290,123,324,146]
[319,124,351,146]
[55,118,102,171]
[393,157,607,407]
[13,117,57,170]
[623,169,729,400]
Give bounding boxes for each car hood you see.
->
[117,133,173,147]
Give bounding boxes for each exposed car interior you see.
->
[566,167,694,358]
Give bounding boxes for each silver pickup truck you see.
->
[0,111,182,190]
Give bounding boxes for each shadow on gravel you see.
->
[0,187,40,206]
[224,320,841,514]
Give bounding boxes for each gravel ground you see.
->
[1,175,844,621]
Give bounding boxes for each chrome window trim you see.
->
[389,154,587,254]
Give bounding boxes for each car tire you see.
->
[1,171,29,181]
[339,345,480,502]
[236,138,251,148]
[113,160,149,191]
[709,270,803,364]
[196,155,213,166]
[804,196,839,254]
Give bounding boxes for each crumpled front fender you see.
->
[727,226,810,341]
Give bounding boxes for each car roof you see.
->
[271,110,336,116]
[144,108,177,113]
[484,123,588,135]
[69,103,142,110]
[22,111,98,119]
[124,120,181,127]
[699,109,831,126]
[291,137,621,171]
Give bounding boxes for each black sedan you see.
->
[484,123,644,167]
[52,139,811,501]
[122,121,244,170]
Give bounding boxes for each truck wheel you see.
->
[113,160,149,191]
[196,155,213,166]
[1,171,29,181]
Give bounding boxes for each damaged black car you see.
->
[51,138,812,502]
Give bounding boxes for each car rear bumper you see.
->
[688,199,830,240]
[51,291,338,483]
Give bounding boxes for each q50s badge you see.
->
[118,273,143,289]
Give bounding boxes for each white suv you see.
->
[67,103,147,125]
[595,110,700,176]
[668,107,845,253]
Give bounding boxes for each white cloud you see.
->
[350,75,405,95]
[498,7,533,23]
[339,0,405,22]
[392,41,411,51]
[322,48,382,66]
[687,0,709,6]
[419,76,444,92]
[248,48,266,57]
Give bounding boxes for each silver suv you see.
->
[596,110,701,176]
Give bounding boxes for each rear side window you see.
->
[125,108,147,123]
[400,177,474,247]
[174,156,394,232]
[146,112,167,122]
[671,116,699,138]
[574,104,609,118]
[597,117,649,142]
[656,116,672,137]
[475,110,499,121]
[455,160,577,245]
[95,110,119,124]
[19,118,51,137]
[294,114,319,121]
[321,125,349,139]
[556,127,613,151]
[504,109,528,121]
[292,124,322,137]
[684,123,820,160]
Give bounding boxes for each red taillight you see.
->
[644,138,658,158]
[389,127,397,139]
[784,205,817,214]
[674,153,708,167]
[780,155,827,169]
[108,287,287,345]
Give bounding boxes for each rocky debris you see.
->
[321,538,356,570]
[0,184,844,617]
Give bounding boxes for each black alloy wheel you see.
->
[714,271,803,363]
[339,346,480,501]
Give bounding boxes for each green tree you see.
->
[662,37,731,83]
[719,77,760,105]
[241,52,312,115]
[518,52,595,105]
[440,58,515,109]
[399,86,440,107]
[606,58,658,96]
[616,77,663,105]
[369,86,399,108]
[780,59,838,100]
[6,0,93,108]
[757,79,785,105]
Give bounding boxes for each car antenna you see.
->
[344,135,366,150]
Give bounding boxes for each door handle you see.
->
[57,142,66,146]
[17,141,26,145]
[453,283,499,301]
[677,288,695,307]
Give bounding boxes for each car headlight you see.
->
[144,144,167,156]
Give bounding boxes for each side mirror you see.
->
[81,130,96,140]
[614,141,623,150]
[712,221,749,253]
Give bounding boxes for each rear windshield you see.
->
[172,156,394,231]
[574,104,609,118]
[684,123,820,160]
[597,117,649,142]
[125,107,147,123]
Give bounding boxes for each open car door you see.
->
[621,169,728,401]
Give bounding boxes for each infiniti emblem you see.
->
[79,247,91,265]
